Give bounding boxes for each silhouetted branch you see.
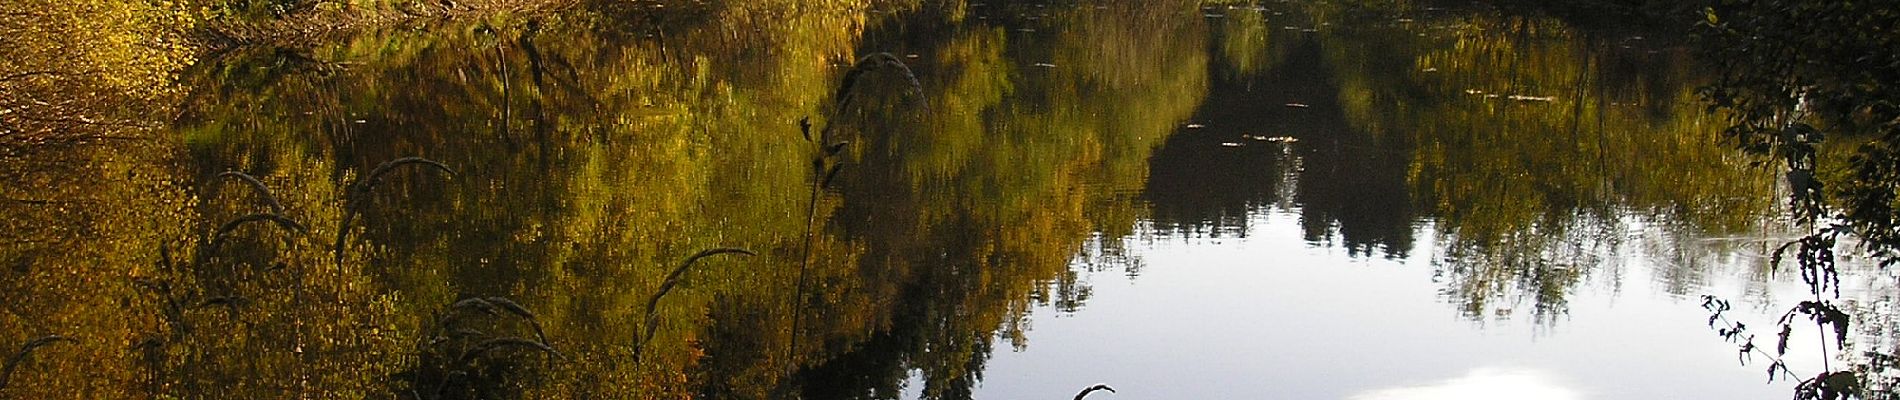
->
[1075,383,1116,400]
[202,213,306,260]
[210,171,286,215]
[633,248,754,363]
[0,335,76,391]
[333,157,454,263]
[484,296,551,349]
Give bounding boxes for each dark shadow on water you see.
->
[1142,35,1413,257]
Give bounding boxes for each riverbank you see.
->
[0,0,575,158]
[195,0,578,50]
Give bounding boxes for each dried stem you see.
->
[633,248,754,363]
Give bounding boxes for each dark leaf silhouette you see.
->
[1776,324,1793,356]
[823,141,850,156]
[799,117,813,142]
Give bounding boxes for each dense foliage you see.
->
[1701,1,1900,264]
[1699,1,1900,399]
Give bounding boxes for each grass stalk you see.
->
[633,248,754,363]
[0,335,76,391]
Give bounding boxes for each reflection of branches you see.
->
[834,52,927,113]
[789,116,847,370]
[202,213,306,257]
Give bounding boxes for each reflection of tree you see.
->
[1141,54,1292,237]
[0,0,189,157]
[0,0,1793,398]
[0,2,205,398]
[0,0,1209,398]
[1142,2,1776,323]
[1309,7,1776,322]
[800,3,1207,398]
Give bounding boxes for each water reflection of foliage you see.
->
[0,3,204,387]
[1254,2,1776,322]
[0,0,1804,398]
[0,0,191,158]
[1699,2,1900,397]
[3,0,1207,398]
[803,3,1208,398]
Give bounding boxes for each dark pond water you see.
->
[1,0,1890,399]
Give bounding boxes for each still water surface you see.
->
[0,0,1884,399]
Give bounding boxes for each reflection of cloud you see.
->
[1348,368,1582,400]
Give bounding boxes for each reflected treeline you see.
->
[1,0,1213,398]
[0,0,1799,398]
[805,2,1209,398]
[1139,2,1778,322]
